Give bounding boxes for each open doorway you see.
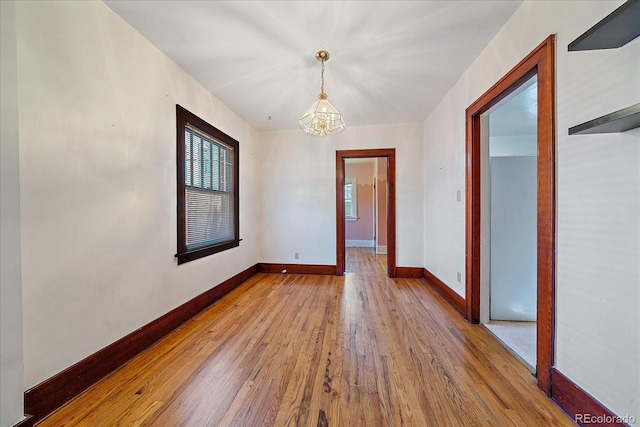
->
[343,158,389,273]
[481,76,538,371]
[465,35,555,394]
[336,149,396,277]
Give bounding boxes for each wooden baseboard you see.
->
[551,368,630,426]
[422,268,465,315]
[396,267,424,278]
[258,263,336,275]
[23,263,259,425]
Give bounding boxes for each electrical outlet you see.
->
[294,252,299,260]
[457,271,462,283]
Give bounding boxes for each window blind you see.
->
[184,124,235,249]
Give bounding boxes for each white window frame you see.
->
[345,177,357,220]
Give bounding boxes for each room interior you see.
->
[344,158,387,254]
[1,1,638,426]
[482,76,538,371]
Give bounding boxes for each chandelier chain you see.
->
[320,59,325,94]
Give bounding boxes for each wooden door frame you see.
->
[465,35,555,394]
[336,149,396,277]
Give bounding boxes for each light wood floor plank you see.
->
[38,248,573,426]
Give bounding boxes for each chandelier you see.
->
[299,50,346,136]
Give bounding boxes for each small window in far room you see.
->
[345,177,357,220]
[175,105,239,265]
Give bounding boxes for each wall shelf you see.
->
[568,1,640,135]
[569,103,640,135]
[568,0,640,51]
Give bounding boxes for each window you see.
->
[345,177,357,219]
[176,105,239,264]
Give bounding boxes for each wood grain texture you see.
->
[465,111,482,323]
[258,263,336,275]
[535,35,557,395]
[465,35,556,394]
[395,267,423,278]
[423,268,466,316]
[336,149,396,278]
[24,263,259,425]
[551,368,624,427]
[37,248,572,427]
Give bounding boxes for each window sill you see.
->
[176,239,240,265]
[345,217,358,222]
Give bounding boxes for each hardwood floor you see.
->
[38,248,572,426]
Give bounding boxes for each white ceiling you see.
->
[103,0,523,132]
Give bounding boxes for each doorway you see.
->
[482,76,538,371]
[344,158,388,269]
[336,149,396,278]
[465,36,555,394]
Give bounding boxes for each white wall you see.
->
[5,0,638,422]
[490,156,537,321]
[489,135,537,157]
[1,2,25,425]
[423,100,466,293]
[423,0,639,419]
[15,0,259,390]
[259,123,423,268]
[345,161,375,242]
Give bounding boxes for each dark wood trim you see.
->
[336,151,346,275]
[336,149,396,278]
[551,368,629,426]
[465,112,482,323]
[387,151,397,278]
[395,267,424,279]
[536,36,556,395]
[422,268,465,316]
[177,105,187,257]
[176,239,241,265]
[258,263,336,275]
[465,35,556,395]
[175,105,240,265]
[23,263,259,425]
[12,415,34,427]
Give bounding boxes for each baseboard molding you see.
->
[422,268,465,315]
[396,267,424,278]
[551,368,630,426]
[259,263,336,275]
[376,245,387,254]
[346,239,375,248]
[23,263,260,426]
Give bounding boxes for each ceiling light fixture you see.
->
[299,50,346,136]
